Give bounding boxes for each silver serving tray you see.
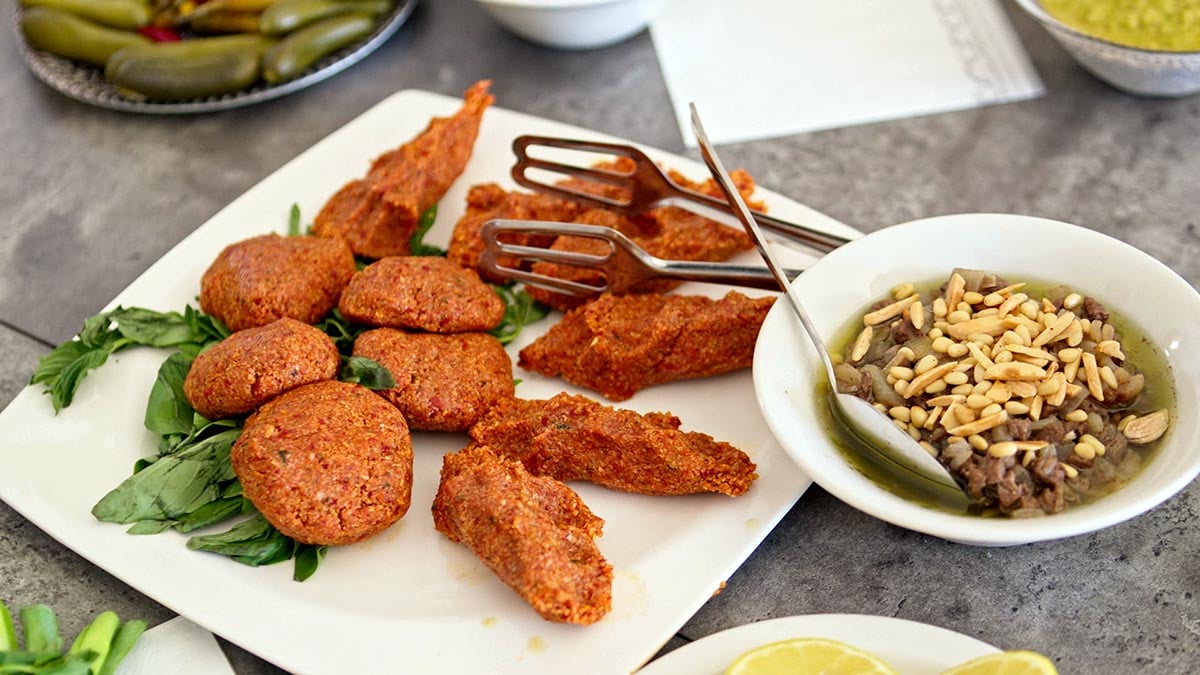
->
[13,0,418,114]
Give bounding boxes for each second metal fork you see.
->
[480,219,802,297]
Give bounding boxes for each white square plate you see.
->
[0,90,858,674]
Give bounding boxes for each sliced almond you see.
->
[984,362,1046,381]
[1081,351,1104,402]
[851,325,873,362]
[1123,409,1170,445]
[944,273,966,311]
[946,410,1008,437]
[1032,311,1077,347]
[904,361,958,398]
[1006,344,1058,362]
[947,315,1007,340]
[864,295,919,326]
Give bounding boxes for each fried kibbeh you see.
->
[469,393,757,496]
[232,381,413,546]
[446,182,581,283]
[313,80,494,258]
[183,318,339,420]
[352,329,514,431]
[519,291,775,401]
[432,445,612,625]
[338,256,505,332]
[199,233,356,332]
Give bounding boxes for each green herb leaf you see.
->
[96,620,146,675]
[126,520,177,535]
[18,605,61,655]
[315,309,364,356]
[107,308,195,347]
[186,514,297,567]
[46,348,112,413]
[183,305,230,345]
[91,428,241,524]
[489,285,552,345]
[144,352,195,437]
[0,600,17,652]
[293,544,327,582]
[408,205,446,256]
[340,356,395,390]
[287,203,302,237]
[175,494,246,533]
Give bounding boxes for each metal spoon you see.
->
[689,104,965,499]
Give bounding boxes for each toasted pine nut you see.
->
[894,379,909,396]
[932,336,953,353]
[947,310,971,324]
[968,434,988,451]
[914,354,939,375]
[933,297,948,318]
[972,380,992,396]
[1015,325,1033,346]
[968,332,996,346]
[910,407,928,428]
[1117,414,1137,432]
[898,347,916,362]
[988,441,1019,458]
[981,403,1003,417]
[925,380,948,394]
[1058,347,1082,363]
[1035,378,1060,397]
[893,282,915,300]
[983,292,1004,307]
[1074,443,1096,460]
[1102,323,1115,341]
[1065,409,1088,422]
[919,441,938,457]
[907,425,923,442]
[1063,464,1079,479]
[1005,401,1031,415]
[1080,433,1106,456]
[889,366,915,381]
[963,291,984,305]
[874,403,888,413]
[1020,300,1040,320]
[929,327,944,339]
[944,371,969,386]
[851,325,873,362]
[1063,292,1082,309]
[994,350,1015,364]
[966,394,992,409]
[911,302,926,330]
[947,343,969,358]
[893,419,909,432]
[951,383,974,395]
[889,406,911,422]
[1100,365,1119,390]
[830,352,844,366]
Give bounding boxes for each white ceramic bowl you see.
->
[754,213,1200,546]
[1013,0,1200,97]
[474,0,664,50]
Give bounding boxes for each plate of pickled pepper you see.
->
[14,0,418,113]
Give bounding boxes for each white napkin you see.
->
[650,0,1044,146]
[116,617,235,675]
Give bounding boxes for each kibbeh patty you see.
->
[183,318,339,420]
[200,233,356,332]
[338,256,504,332]
[432,445,612,625]
[352,329,514,431]
[232,380,413,546]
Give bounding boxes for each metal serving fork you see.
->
[479,219,802,297]
[510,135,850,254]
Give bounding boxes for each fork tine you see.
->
[515,156,635,191]
[490,243,613,269]
[509,178,633,211]
[513,135,642,162]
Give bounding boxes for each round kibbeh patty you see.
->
[337,256,505,332]
[200,233,356,332]
[232,380,413,546]
[183,318,339,420]
[353,329,514,431]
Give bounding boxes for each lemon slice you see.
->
[724,637,900,675]
[939,651,1058,675]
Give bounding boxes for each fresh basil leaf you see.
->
[106,308,195,347]
[408,205,446,256]
[293,544,327,582]
[30,342,91,386]
[18,605,61,655]
[175,495,245,533]
[287,203,302,237]
[144,352,195,437]
[340,356,395,390]
[186,514,297,567]
[47,349,113,413]
[91,428,241,524]
[183,305,230,344]
[126,520,177,535]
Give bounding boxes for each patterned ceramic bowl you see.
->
[1013,0,1200,97]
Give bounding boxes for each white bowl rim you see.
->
[754,212,1200,546]
[1012,0,1200,57]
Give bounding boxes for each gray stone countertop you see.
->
[1,0,1197,673]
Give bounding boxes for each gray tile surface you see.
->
[2,0,1198,673]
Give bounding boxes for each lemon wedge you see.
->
[938,651,1058,675]
[724,637,900,675]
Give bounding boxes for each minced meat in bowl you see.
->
[752,214,1200,545]
[830,268,1173,517]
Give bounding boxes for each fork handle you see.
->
[654,260,802,291]
[661,193,850,254]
